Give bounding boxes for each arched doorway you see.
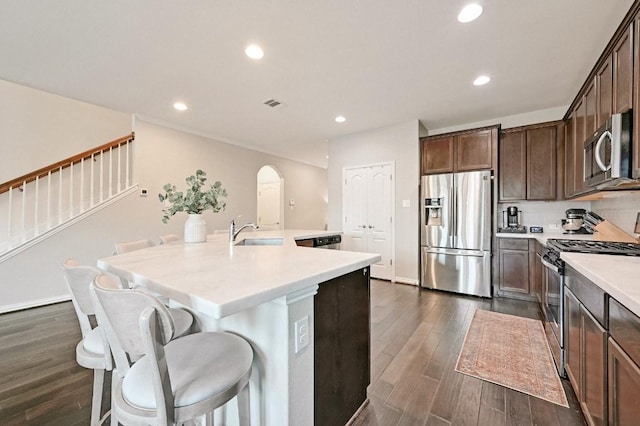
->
[257,165,284,230]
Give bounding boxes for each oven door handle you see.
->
[541,257,560,273]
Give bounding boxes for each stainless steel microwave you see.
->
[583,110,633,189]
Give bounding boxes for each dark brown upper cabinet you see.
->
[614,23,634,114]
[499,122,558,201]
[456,129,493,171]
[499,131,527,200]
[563,6,638,189]
[596,58,613,129]
[421,135,454,174]
[564,113,576,198]
[421,127,497,175]
[574,97,587,195]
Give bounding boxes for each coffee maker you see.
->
[499,206,526,233]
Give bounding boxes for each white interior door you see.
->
[368,165,392,280]
[258,181,281,230]
[343,163,393,281]
[344,168,368,253]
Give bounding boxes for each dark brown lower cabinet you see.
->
[608,296,640,425]
[314,267,370,426]
[608,338,640,425]
[565,285,607,426]
[497,238,538,301]
[565,288,582,397]
[581,305,608,426]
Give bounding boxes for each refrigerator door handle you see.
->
[449,184,455,246]
[453,180,457,247]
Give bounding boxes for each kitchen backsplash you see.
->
[497,201,592,231]
[498,193,640,236]
[592,193,640,236]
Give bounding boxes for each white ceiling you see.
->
[0,0,635,168]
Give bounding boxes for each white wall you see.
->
[135,120,327,233]
[328,120,420,284]
[592,194,640,235]
[0,84,327,312]
[0,79,131,182]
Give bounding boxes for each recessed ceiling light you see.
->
[335,116,346,123]
[458,4,483,23]
[173,102,188,111]
[473,75,491,86]
[245,44,264,59]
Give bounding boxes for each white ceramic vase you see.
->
[184,214,207,243]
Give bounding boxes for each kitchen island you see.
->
[98,230,380,426]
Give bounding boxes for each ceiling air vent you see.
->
[263,98,287,110]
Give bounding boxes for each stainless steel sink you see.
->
[234,237,284,246]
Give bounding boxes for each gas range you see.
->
[546,239,640,256]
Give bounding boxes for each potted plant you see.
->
[158,170,227,242]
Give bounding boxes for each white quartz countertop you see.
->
[97,230,380,319]
[561,252,640,317]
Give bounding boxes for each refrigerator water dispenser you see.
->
[424,198,443,226]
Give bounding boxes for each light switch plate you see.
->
[402,199,410,208]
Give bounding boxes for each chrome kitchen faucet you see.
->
[229,218,259,242]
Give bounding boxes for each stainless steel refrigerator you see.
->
[420,170,492,297]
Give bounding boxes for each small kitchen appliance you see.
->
[561,208,591,234]
[498,206,526,233]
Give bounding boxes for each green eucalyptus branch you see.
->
[158,170,227,224]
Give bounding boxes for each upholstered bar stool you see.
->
[114,238,154,254]
[62,259,115,426]
[159,234,180,244]
[91,274,253,426]
[63,259,197,425]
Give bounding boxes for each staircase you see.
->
[0,133,136,261]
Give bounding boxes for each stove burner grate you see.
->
[546,239,640,256]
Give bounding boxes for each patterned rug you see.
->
[455,309,568,407]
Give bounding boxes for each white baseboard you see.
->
[394,276,419,286]
[0,294,71,314]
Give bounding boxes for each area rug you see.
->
[455,309,568,407]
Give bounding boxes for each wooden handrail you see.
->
[0,132,135,195]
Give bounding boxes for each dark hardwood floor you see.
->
[353,280,585,426]
[0,280,585,425]
[0,301,109,425]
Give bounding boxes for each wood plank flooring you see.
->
[0,301,108,425]
[353,280,585,426]
[0,280,585,425]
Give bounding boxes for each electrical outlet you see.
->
[294,316,309,353]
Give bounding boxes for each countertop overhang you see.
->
[98,230,380,318]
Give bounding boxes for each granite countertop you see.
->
[97,230,380,319]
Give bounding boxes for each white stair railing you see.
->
[0,133,136,259]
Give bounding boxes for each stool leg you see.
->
[90,369,104,426]
[238,383,251,426]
